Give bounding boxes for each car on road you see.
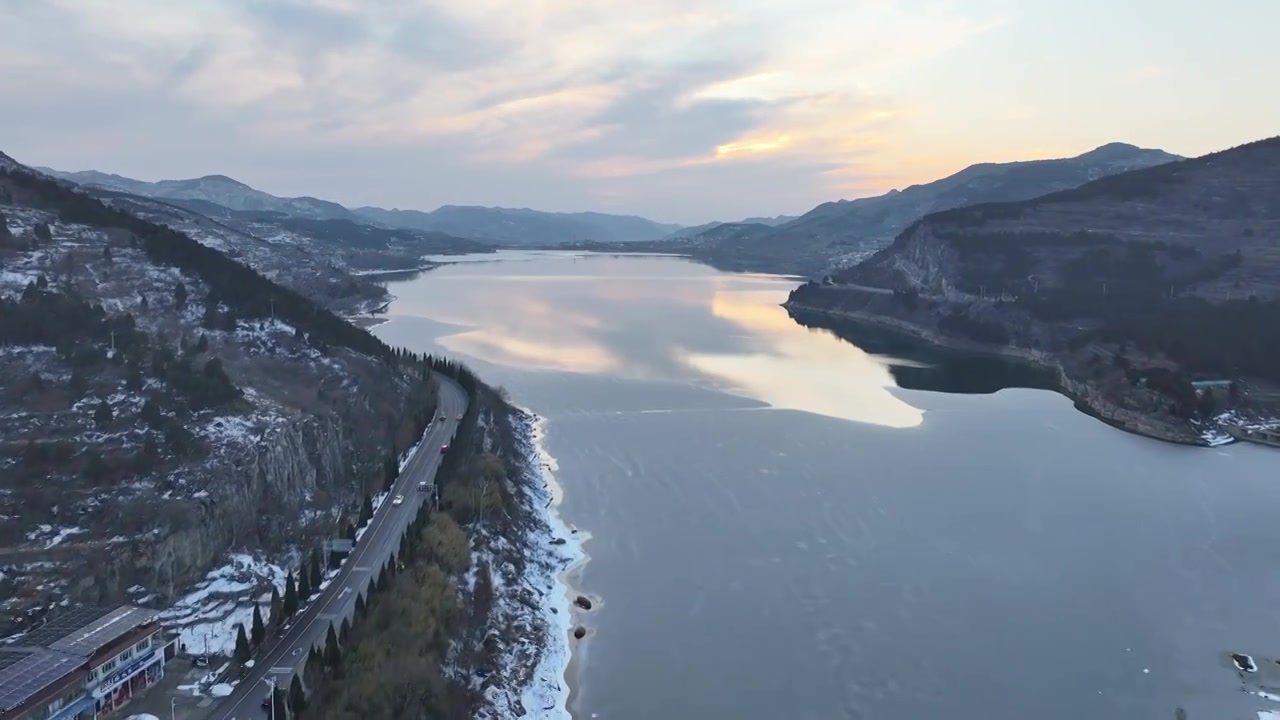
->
[418,481,429,491]
[391,494,404,506]
[456,414,463,421]
[440,444,449,453]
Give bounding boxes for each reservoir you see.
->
[375,250,1280,720]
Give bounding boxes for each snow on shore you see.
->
[467,406,585,720]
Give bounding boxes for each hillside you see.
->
[681,143,1182,276]
[354,204,683,245]
[36,168,354,221]
[33,170,493,317]
[789,136,1280,444]
[0,154,437,628]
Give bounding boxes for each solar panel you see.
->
[0,648,85,713]
[18,605,157,659]
[47,606,157,657]
[18,606,115,650]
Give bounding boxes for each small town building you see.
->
[0,647,93,720]
[0,606,173,720]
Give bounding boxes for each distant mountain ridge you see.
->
[351,204,683,246]
[674,142,1184,276]
[36,167,687,246]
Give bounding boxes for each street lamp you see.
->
[261,677,277,720]
[170,697,176,720]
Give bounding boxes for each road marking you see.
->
[269,667,292,673]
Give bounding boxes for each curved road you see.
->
[211,377,468,719]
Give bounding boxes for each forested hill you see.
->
[3,164,396,362]
[791,136,1280,443]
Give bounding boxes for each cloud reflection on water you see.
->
[388,253,922,428]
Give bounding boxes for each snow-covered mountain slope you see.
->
[0,154,420,631]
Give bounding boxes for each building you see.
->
[0,647,93,720]
[1,606,170,720]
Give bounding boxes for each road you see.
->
[210,377,468,719]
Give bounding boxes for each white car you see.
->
[391,494,404,506]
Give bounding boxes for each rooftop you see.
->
[17,606,158,659]
[0,647,86,714]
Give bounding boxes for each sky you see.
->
[1,0,1275,225]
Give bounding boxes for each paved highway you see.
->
[211,377,468,719]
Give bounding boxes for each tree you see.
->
[359,494,373,526]
[298,564,312,600]
[233,624,251,663]
[174,282,187,308]
[283,572,299,617]
[270,586,283,627]
[93,398,113,427]
[33,222,52,243]
[339,618,351,645]
[251,604,265,646]
[102,246,113,263]
[69,366,88,398]
[271,687,287,719]
[342,520,356,541]
[83,452,108,483]
[324,624,342,669]
[424,513,471,574]
[288,674,307,712]
[308,547,323,589]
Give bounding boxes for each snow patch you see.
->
[465,407,584,720]
[160,553,286,658]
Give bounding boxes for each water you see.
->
[375,251,1280,720]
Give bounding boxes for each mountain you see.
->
[35,170,494,316]
[37,168,354,221]
[0,151,431,623]
[680,142,1183,276]
[657,214,796,242]
[38,166,687,246]
[353,204,683,246]
[787,136,1280,445]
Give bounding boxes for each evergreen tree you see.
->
[251,604,265,646]
[93,398,113,427]
[69,366,88,398]
[271,687,287,719]
[288,674,307,712]
[309,547,323,589]
[354,592,366,617]
[339,618,351,645]
[359,494,373,526]
[342,520,356,541]
[174,282,187,308]
[233,624,251,663]
[283,572,298,617]
[102,246,113,263]
[298,564,312,600]
[270,586,283,627]
[324,624,341,669]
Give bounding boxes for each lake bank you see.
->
[783,293,1216,447]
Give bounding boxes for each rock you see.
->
[574,596,592,610]
[573,626,586,640]
[551,537,566,546]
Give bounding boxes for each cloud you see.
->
[0,0,1003,222]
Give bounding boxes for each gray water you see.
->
[375,251,1280,720]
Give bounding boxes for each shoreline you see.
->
[784,300,1213,447]
[470,404,586,719]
